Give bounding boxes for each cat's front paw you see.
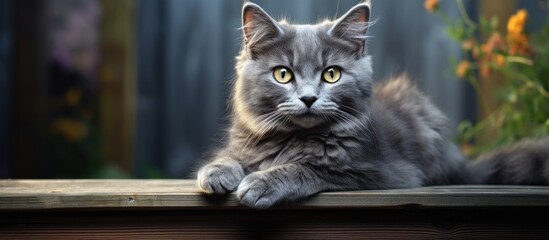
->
[236,172,283,208]
[197,159,245,194]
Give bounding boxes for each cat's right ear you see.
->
[329,2,371,54]
[242,3,283,52]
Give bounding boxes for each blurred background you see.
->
[0,0,547,179]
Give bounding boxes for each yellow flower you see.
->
[507,9,527,36]
[424,0,439,13]
[456,61,469,78]
[506,9,530,55]
[52,118,88,142]
[65,87,82,107]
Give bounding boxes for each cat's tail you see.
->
[466,137,549,185]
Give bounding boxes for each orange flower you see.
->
[480,33,504,58]
[472,46,480,60]
[460,143,473,156]
[461,39,475,51]
[456,61,469,78]
[508,33,529,55]
[495,54,505,66]
[481,43,493,59]
[486,33,504,50]
[424,0,439,13]
[480,63,491,78]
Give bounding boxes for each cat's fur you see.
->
[196,1,549,208]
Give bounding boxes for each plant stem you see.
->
[468,75,492,121]
[514,72,549,98]
[456,0,476,29]
[506,56,534,66]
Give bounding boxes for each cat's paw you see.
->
[236,172,283,208]
[197,159,245,194]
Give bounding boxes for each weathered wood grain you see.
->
[2,180,549,239]
[1,179,549,210]
[1,208,549,239]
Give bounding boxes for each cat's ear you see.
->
[242,3,283,52]
[329,2,371,53]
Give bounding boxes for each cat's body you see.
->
[197,1,549,208]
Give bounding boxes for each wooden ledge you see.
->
[2,180,549,239]
[1,180,549,210]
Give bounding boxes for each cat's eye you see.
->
[273,66,293,83]
[322,66,342,83]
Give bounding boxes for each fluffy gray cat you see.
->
[196,1,549,208]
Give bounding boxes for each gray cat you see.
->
[196,1,549,208]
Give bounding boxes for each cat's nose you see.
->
[300,96,318,108]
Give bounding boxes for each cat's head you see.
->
[233,1,374,134]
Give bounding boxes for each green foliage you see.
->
[428,0,549,157]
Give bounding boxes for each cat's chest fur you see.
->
[233,129,367,172]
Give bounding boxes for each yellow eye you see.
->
[322,66,341,83]
[273,66,293,83]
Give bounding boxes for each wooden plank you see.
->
[1,180,549,210]
[1,207,549,239]
[1,180,549,239]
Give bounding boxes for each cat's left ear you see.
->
[242,3,283,54]
[329,2,371,53]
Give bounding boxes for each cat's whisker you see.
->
[339,104,366,116]
[277,102,295,108]
[337,105,371,128]
[257,113,283,136]
[252,113,287,147]
[258,112,285,135]
[276,115,292,133]
[334,110,372,137]
[238,111,282,159]
[332,113,350,130]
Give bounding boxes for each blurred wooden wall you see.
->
[7,0,137,178]
[0,0,12,178]
[10,0,47,178]
[479,0,515,118]
[477,0,515,143]
[99,0,136,174]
